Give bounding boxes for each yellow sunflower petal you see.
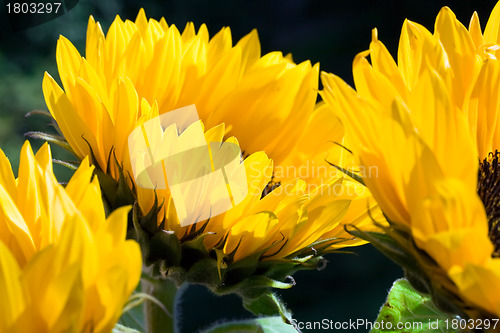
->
[484,1,500,44]
[0,243,25,331]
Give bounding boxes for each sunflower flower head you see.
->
[322,1,500,321]
[478,150,500,258]
[0,141,141,333]
[41,9,383,306]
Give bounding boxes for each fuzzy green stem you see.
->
[142,275,183,333]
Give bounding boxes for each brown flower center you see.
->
[477,151,500,257]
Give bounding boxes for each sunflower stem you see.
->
[142,273,184,333]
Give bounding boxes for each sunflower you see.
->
[322,2,500,320]
[0,141,141,332]
[42,9,382,269]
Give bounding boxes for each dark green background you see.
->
[0,1,496,332]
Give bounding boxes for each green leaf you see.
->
[242,292,291,325]
[372,279,458,333]
[202,316,296,333]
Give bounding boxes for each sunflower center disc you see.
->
[478,151,500,257]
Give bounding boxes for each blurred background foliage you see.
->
[0,0,496,332]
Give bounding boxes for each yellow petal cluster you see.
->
[322,2,500,318]
[44,9,318,176]
[43,9,382,262]
[0,141,141,332]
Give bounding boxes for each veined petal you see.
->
[449,261,500,318]
[86,16,105,72]
[0,143,141,332]
[56,35,83,94]
[322,73,412,225]
[398,19,438,89]
[353,50,401,107]
[407,68,477,187]
[207,27,232,67]
[0,243,25,331]
[466,59,500,157]
[434,7,476,109]
[468,12,484,49]
[42,73,90,159]
[235,29,261,72]
[224,211,279,261]
[484,1,500,44]
[369,28,408,98]
[0,148,16,196]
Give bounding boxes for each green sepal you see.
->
[348,227,421,275]
[404,270,431,295]
[25,109,53,118]
[326,160,365,186]
[114,170,135,208]
[112,324,141,333]
[201,316,297,333]
[161,266,187,287]
[263,256,323,281]
[148,230,182,267]
[25,110,65,137]
[78,140,135,212]
[94,169,119,212]
[25,131,75,153]
[139,193,164,235]
[130,194,333,325]
[372,279,457,333]
[180,232,213,268]
[130,199,184,270]
[181,230,213,253]
[428,281,468,319]
[242,292,292,325]
[347,224,472,319]
[184,258,221,286]
[52,159,79,171]
[106,151,136,209]
[220,251,262,287]
[292,236,355,256]
[130,203,153,263]
[215,275,295,299]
